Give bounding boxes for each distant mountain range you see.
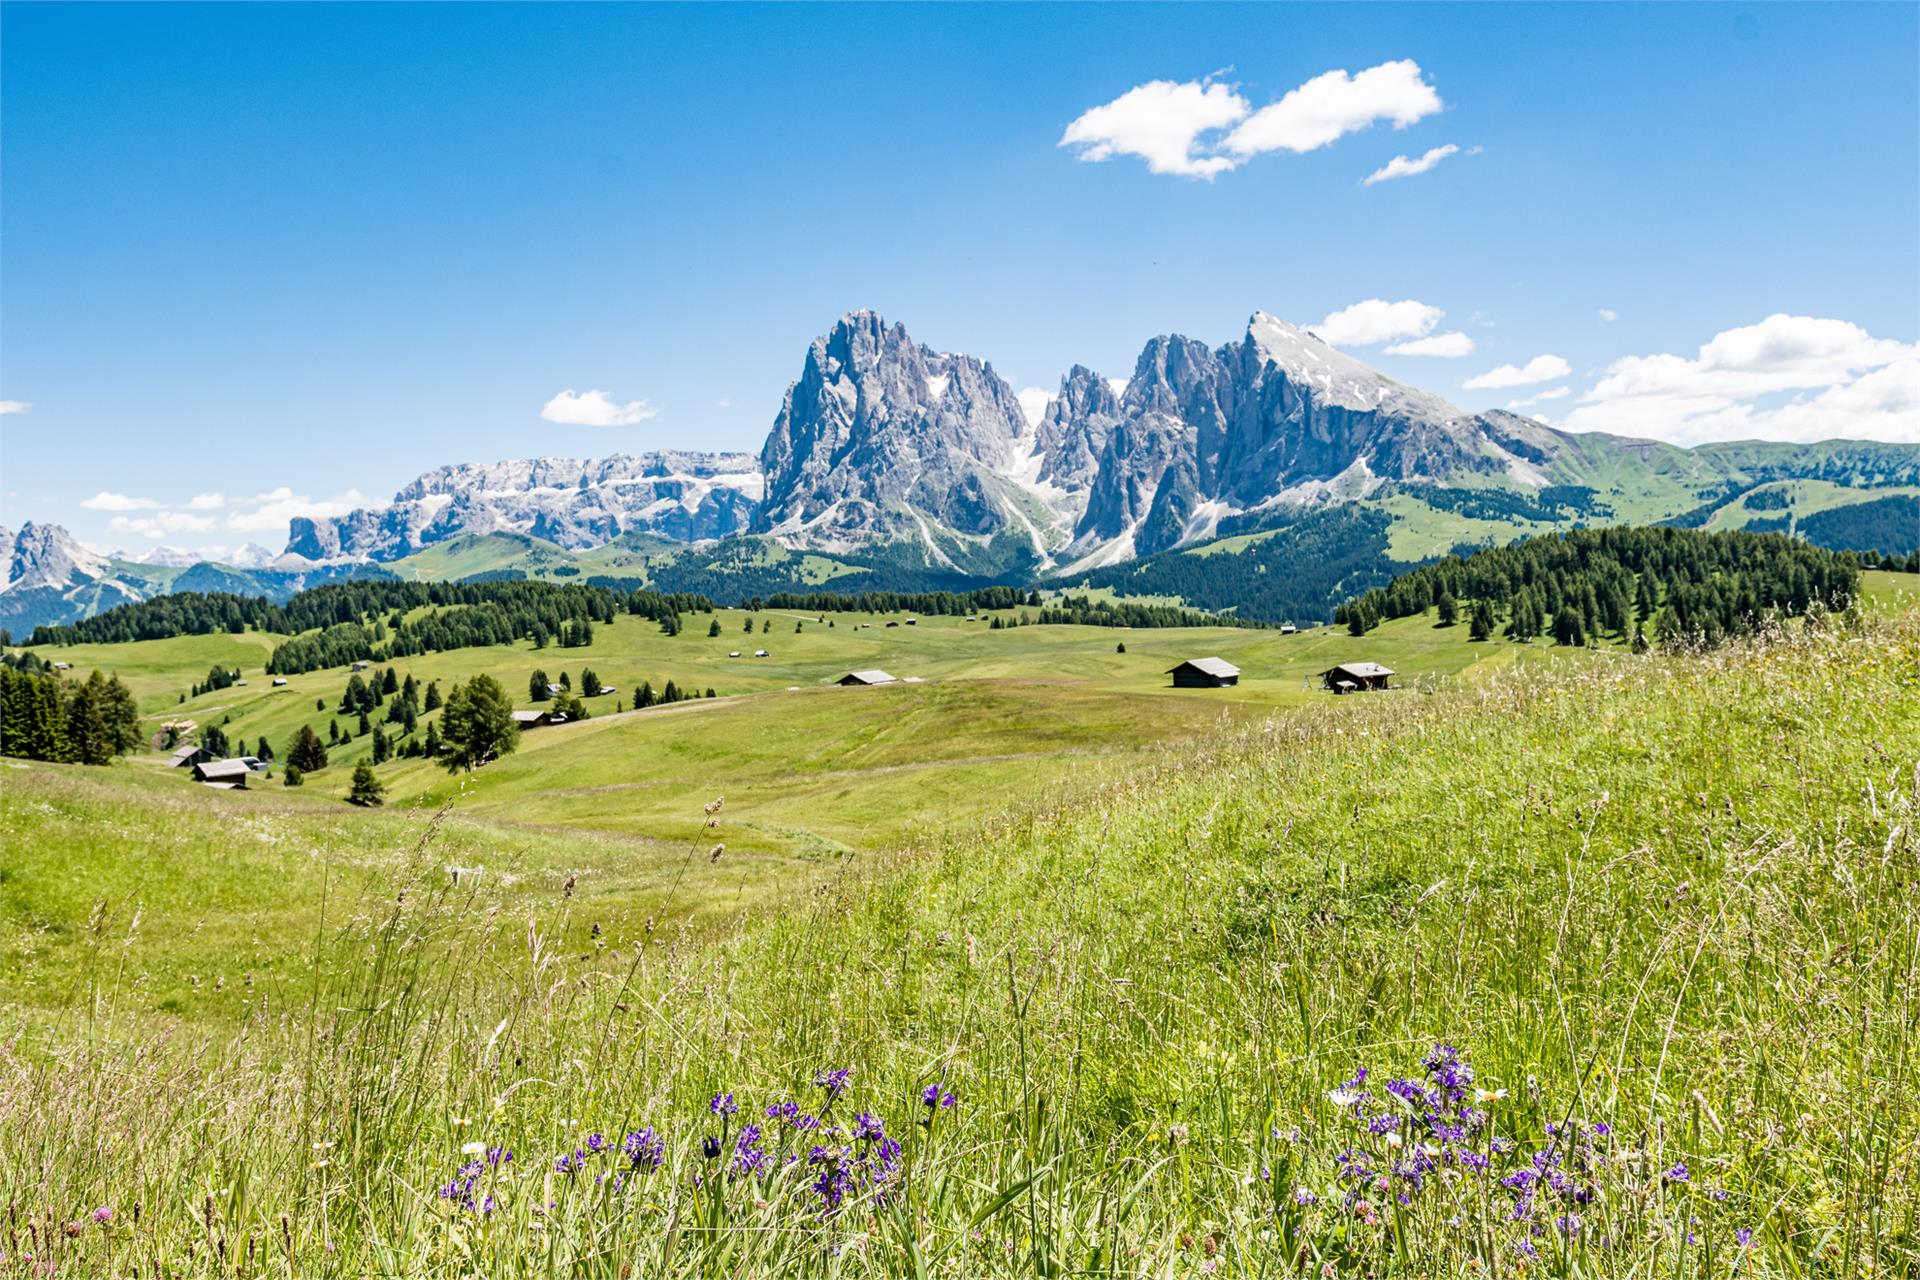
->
[6,310,1918,633]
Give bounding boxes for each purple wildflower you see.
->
[709,1092,738,1116]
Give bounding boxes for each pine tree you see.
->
[328,719,341,745]
[438,675,520,772]
[743,616,754,633]
[283,763,303,787]
[257,736,273,761]
[1116,642,1127,654]
[347,760,386,807]
[580,669,602,697]
[372,728,391,764]
[530,670,550,702]
[559,671,571,693]
[708,618,722,637]
[1552,606,1586,648]
[1437,592,1458,626]
[424,681,442,712]
[357,711,371,737]
[381,667,398,695]
[288,725,329,773]
[636,681,655,709]
[423,722,441,757]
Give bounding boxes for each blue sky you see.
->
[3,2,1915,557]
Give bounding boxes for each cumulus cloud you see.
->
[1464,355,1572,390]
[1016,387,1054,428]
[1562,314,1919,445]
[106,512,218,539]
[541,388,658,427]
[1225,61,1443,158]
[185,492,226,510]
[0,400,29,415]
[1059,77,1249,178]
[1061,60,1442,180]
[1385,331,1475,358]
[1507,386,1571,409]
[81,490,160,511]
[1598,308,1618,323]
[1312,298,1444,347]
[224,487,371,533]
[1362,143,1460,186]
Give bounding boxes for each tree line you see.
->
[0,655,142,765]
[27,579,713,651]
[1332,526,1859,648]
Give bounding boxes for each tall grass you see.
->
[2,612,1916,1276]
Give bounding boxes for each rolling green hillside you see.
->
[2,578,1914,1276]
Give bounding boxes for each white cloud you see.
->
[1507,386,1571,409]
[224,487,370,533]
[185,492,226,510]
[1562,314,1918,444]
[541,388,658,427]
[81,490,160,511]
[716,397,732,410]
[1312,298,1444,347]
[1016,387,1054,428]
[1062,60,1442,180]
[106,512,219,539]
[1225,60,1443,158]
[0,400,29,415]
[1598,308,1618,323]
[1385,331,1475,358]
[1059,77,1249,179]
[1362,143,1460,186]
[1464,355,1572,390]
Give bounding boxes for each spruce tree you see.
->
[708,618,722,637]
[347,760,386,807]
[283,763,303,787]
[372,728,391,764]
[1470,599,1496,641]
[438,675,520,772]
[424,681,442,712]
[288,725,329,773]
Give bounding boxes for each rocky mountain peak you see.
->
[2,521,108,594]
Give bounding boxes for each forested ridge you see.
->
[1334,525,1860,647]
[26,580,714,671]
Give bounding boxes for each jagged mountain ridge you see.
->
[285,451,762,562]
[7,309,1916,633]
[273,309,1915,579]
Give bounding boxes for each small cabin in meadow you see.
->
[191,758,252,787]
[837,670,897,686]
[1167,657,1241,688]
[1321,662,1394,694]
[512,709,555,729]
[169,743,207,768]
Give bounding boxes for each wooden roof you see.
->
[1166,657,1241,678]
[839,669,897,685]
[1324,662,1394,679]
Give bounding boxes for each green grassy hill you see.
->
[1,587,1914,1276]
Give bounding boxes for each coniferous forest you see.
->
[1332,525,1858,646]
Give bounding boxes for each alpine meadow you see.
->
[3,3,1918,1278]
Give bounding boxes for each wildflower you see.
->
[621,1128,664,1171]
[1664,1162,1690,1184]
[702,1135,723,1160]
[460,1141,487,1156]
[709,1092,738,1116]
[1293,1188,1318,1206]
[920,1083,957,1110]
[1475,1088,1509,1104]
[815,1067,852,1098]
[555,1150,587,1175]
[90,1208,111,1225]
[1735,1226,1754,1248]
